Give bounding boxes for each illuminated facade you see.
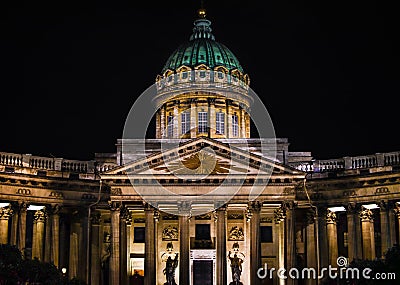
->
[1,8,400,285]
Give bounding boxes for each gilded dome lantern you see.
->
[154,8,252,139]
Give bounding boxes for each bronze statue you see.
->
[163,253,179,285]
[228,249,244,285]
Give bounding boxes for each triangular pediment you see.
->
[103,138,303,178]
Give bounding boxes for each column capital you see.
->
[394,202,400,217]
[18,201,28,212]
[91,211,101,225]
[347,202,361,214]
[34,209,46,222]
[178,201,191,216]
[274,205,286,224]
[304,208,316,225]
[46,204,62,215]
[0,206,13,220]
[378,200,389,211]
[326,210,337,224]
[249,201,262,212]
[359,208,374,222]
[108,201,122,212]
[283,200,297,211]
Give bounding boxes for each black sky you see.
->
[1,0,399,161]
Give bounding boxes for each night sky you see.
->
[1,0,399,161]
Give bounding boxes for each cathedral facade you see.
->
[1,8,400,285]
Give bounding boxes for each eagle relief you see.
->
[162,225,179,241]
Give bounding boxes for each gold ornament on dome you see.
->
[153,151,248,175]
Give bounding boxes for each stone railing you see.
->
[292,151,400,173]
[0,152,95,173]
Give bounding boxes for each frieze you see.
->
[162,214,178,220]
[162,225,179,241]
[49,191,63,198]
[133,218,145,223]
[228,226,244,241]
[227,213,244,220]
[81,194,96,201]
[16,188,31,195]
[110,188,122,195]
[195,213,211,220]
[283,187,296,195]
[260,217,273,223]
[343,190,357,197]
[375,187,390,194]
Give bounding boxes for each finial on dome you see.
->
[197,8,206,19]
[197,0,206,18]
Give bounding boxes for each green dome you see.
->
[161,17,244,74]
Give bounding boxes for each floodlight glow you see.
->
[0,203,10,208]
[328,206,346,212]
[27,205,45,211]
[363,203,379,210]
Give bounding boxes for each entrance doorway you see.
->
[193,260,213,285]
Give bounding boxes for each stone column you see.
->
[179,203,190,285]
[379,201,391,256]
[51,205,60,267]
[216,205,227,285]
[346,203,359,261]
[190,99,197,138]
[91,212,101,285]
[10,203,18,246]
[389,201,397,247]
[209,98,216,138]
[126,213,132,278]
[160,104,166,138]
[17,202,28,253]
[120,207,129,285]
[225,100,231,138]
[285,201,296,285]
[326,210,338,267]
[32,209,46,261]
[305,209,317,285]
[144,204,156,285]
[44,207,52,262]
[317,206,329,269]
[240,106,246,138]
[360,208,375,260]
[69,212,81,279]
[274,205,285,285]
[0,206,13,244]
[395,203,400,248]
[250,201,262,285]
[173,102,179,138]
[110,202,121,285]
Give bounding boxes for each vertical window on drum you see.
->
[198,111,208,133]
[181,112,190,135]
[167,115,174,137]
[216,112,225,134]
[232,114,239,137]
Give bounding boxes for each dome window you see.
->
[200,55,205,60]
[167,115,174,137]
[199,71,206,78]
[216,112,225,134]
[182,72,188,79]
[181,112,190,135]
[232,114,239,137]
[217,72,224,79]
[198,111,208,133]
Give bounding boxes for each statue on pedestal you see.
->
[161,242,179,285]
[228,242,244,285]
